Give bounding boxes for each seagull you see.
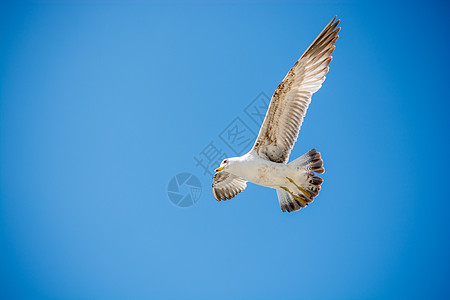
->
[212,17,340,213]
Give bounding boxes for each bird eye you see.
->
[223,159,228,164]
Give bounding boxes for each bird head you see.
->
[215,157,234,173]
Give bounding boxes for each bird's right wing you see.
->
[212,171,247,201]
[251,17,340,163]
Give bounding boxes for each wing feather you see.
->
[252,17,340,163]
[212,171,247,201]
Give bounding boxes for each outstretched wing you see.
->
[212,171,247,201]
[251,17,340,163]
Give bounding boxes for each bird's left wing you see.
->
[212,171,247,201]
[251,17,340,163]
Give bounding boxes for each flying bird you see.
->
[212,17,340,212]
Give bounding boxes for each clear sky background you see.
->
[1,0,449,299]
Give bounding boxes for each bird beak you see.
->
[215,165,225,172]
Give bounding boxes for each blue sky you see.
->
[1,0,449,299]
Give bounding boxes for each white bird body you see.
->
[224,152,289,188]
[212,17,340,212]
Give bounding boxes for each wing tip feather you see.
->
[329,15,337,26]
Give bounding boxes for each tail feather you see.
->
[276,149,324,213]
[289,148,325,174]
[309,176,323,185]
[276,188,306,213]
[303,175,322,198]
